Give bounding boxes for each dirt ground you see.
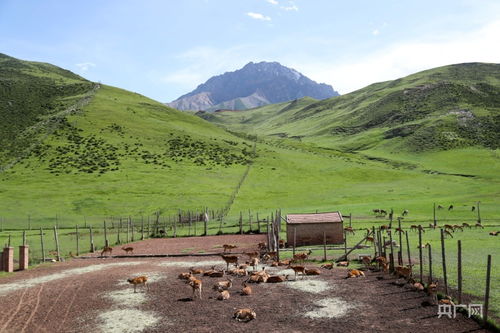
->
[0,234,493,333]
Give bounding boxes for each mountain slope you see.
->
[206,62,500,152]
[168,61,338,111]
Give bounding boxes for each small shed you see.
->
[286,211,344,246]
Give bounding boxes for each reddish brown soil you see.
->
[0,234,493,333]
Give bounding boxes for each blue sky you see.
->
[1,0,499,102]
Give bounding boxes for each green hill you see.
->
[207,63,500,152]
[0,56,499,225]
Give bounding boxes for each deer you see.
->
[233,308,256,322]
[365,236,375,244]
[444,229,454,238]
[223,244,237,253]
[293,249,312,262]
[426,281,438,305]
[448,205,454,211]
[267,275,289,283]
[475,223,484,229]
[221,254,239,270]
[344,227,355,235]
[394,265,412,279]
[217,290,230,301]
[279,239,285,248]
[188,277,202,300]
[257,242,266,250]
[213,277,233,292]
[278,259,292,266]
[453,225,463,232]
[361,256,372,268]
[402,209,409,216]
[410,225,419,232]
[337,261,349,267]
[203,266,218,276]
[100,246,113,257]
[288,264,306,280]
[250,257,259,271]
[127,276,148,293]
[305,268,321,275]
[462,222,471,229]
[245,251,259,259]
[320,263,334,269]
[429,223,437,229]
[489,231,499,236]
[346,269,365,278]
[189,267,204,275]
[228,268,247,276]
[380,225,390,231]
[122,247,134,254]
[395,227,404,234]
[178,272,192,280]
[241,281,252,295]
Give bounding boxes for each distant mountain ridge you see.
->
[167,61,339,111]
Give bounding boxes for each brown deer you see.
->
[188,277,202,299]
[305,268,321,275]
[221,254,239,270]
[293,249,312,262]
[233,308,256,322]
[346,269,365,278]
[241,281,252,295]
[344,227,355,235]
[213,277,233,292]
[127,276,148,293]
[223,244,237,253]
[122,247,134,254]
[320,263,334,269]
[289,264,306,280]
[217,290,230,301]
[100,246,113,257]
[266,275,289,283]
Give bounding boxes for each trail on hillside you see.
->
[0,83,100,173]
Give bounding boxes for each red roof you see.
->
[286,211,343,224]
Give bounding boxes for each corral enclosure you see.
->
[286,211,344,246]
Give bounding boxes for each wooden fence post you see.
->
[382,236,386,258]
[28,215,31,230]
[405,231,411,266]
[428,244,433,284]
[249,209,252,232]
[104,221,109,247]
[40,227,45,262]
[484,254,491,325]
[257,212,261,233]
[349,213,352,228]
[76,225,79,256]
[397,217,403,265]
[204,208,208,236]
[239,212,243,234]
[141,218,145,240]
[457,240,462,304]
[323,231,327,261]
[266,219,270,251]
[126,219,130,243]
[344,230,347,256]
[293,227,296,256]
[131,217,135,242]
[389,231,395,272]
[53,226,61,262]
[440,229,448,295]
[433,202,437,226]
[90,226,95,253]
[116,222,121,244]
[477,201,481,224]
[418,228,423,283]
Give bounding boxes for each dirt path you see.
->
[0,234,492,333]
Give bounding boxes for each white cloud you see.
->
[75,62,96,72]
[247,12,271,21]
[266,0,278,5]
[280,1,298,11]
[296,19,500,94]
[372,29,380,36]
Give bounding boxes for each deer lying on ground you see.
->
[221,254,239,270]
[228,268,247,276]
[346,269,365,278]
[122,247,134,254]
[266,275,289,283]
[241,281,252,295]
[233,308,256,322]
[127,276,148,293]
[178,272,192,280]
[213,277,233,292]
[101,246,113,257]
[337,261,349,267]
[217,290,230,301]
[203,266,217,276]
[188,277,202,299]
[189,267,204,275]
[489,231,499,236]
[320,263,334,269]
[305,268,321,275]
[278,259,291,266]
[394,265,412,279]
[289,264,306,280]
[223,244,237,253]
[293,250,312,262]
[249,268,269,283]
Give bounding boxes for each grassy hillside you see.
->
[207,63,500,153]
[0,53,95,166]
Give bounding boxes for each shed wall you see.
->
[286,222,344,246]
